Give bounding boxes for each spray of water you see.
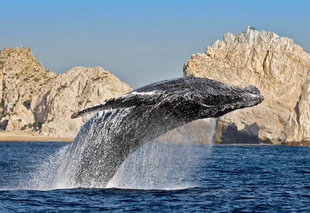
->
[28,114,216,190]
[107,141,213,190]
[27,145,71,190]
[107,119,216,190]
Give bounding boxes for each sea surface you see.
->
[1,141,310,212]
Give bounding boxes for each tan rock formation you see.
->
[183,27,310,144]
[0,47,132,137]
[0,47,214,142]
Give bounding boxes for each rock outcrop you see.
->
[3,28,310,146]
[0,47,214,142]
[184,27,310,144]
[0,47,132,137]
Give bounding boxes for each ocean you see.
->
[1,141,310,212]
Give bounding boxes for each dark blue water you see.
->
[1,141,310,212]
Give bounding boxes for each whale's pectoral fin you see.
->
[71,91,161,119]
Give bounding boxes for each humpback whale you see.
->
[60,77,263,188]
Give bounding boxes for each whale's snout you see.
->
[244,85,264,107]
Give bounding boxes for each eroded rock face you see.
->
[183,27,310,144]
[0,47,132,137]
[285,77,310,145]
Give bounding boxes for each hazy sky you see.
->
[1,0,309,88]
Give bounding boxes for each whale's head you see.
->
[186,77,264,118]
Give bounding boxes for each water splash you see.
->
[107,119,216,190]
[28,112,216,190]
[107,142,209,190]
[27,145,71,190]
[28,142,213,190]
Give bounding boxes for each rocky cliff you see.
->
[183,27,310,145]
[0,47,132,137]
[0,47,213,143]
[3,27,310,145]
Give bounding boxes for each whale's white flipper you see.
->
[71,91,161,118]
